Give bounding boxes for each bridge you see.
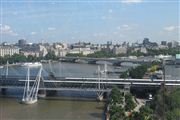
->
[59,56,155,65]
[0,61,179,104]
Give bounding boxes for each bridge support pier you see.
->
[38,90,46,98]
[1,88,7,95]
[97,92,109,101]
[46,90,58,96]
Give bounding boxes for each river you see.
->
[0,62,130,120]
[0,62,179,120]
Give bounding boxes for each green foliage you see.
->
[44,51,58,60]
[150,88,180,120]
[125,93,136,111]
[109,86,124,105]
[129,50,144,57]
[121,65,147,79]
[110,105,125,120]
[0,51,59,65]
[66,53,84,57]
[109,86,125,120]
[120,71,129,78]
[147,48,180,56]
[87,51,116,58]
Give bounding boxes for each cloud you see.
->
[164,26,179,32]
[48,27,56,31]
[0,24,18,36]
[121,0,143,4]
[31,32,37,35]
[117,24,137,31]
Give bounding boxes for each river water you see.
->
[0,62,179,120]
[0,62,130,120]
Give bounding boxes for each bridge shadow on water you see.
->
[90,113,104,120]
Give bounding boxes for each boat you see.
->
[21,62,42,67]
[0,66,3,69]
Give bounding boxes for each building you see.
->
[161,41,167,46]
[0,46,20,57]
[113,46,127,55]
[18,39,27,47]
[142,38,158,48]
[68,47,94,56]
[172,41,179,48]
[167,42,172,48]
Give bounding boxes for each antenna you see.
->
[41,28,44,44]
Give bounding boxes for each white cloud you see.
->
[0,24,18,36]
[117,24,137,31]
[31,32,37,35]
[48,27,56,31]
[164,26,179,32]
[121,0,143,4]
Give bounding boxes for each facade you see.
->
[113,46,127,55]
[68,47,94,55]
[0,46,20,57]
[161,41,167,46]
[18,39,27,47]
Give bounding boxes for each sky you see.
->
[0,0,179,44]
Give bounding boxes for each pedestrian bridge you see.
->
[0,62,179,104]
[1,76,180,91]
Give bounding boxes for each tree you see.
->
[110,105,125,120]
[150,88,180,120]
[45,51,57,60]
[109,86,124,105]
[125,93,136,111]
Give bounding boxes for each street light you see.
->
[162,59,166,120]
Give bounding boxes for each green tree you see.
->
[109,86,124,105]
[125,93,136,111]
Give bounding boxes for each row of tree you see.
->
[120,65,148,79]
[66,47,180,58]
[150,87,180,120]
[0,52,58,65]
[108,86,154,120]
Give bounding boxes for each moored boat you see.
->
[21,62,42,67]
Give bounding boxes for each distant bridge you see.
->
[59,56,155,65]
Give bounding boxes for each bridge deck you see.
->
[0,76,180,91]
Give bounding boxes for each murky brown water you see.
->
[0,97,105,120]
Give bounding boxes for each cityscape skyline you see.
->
[0,0,179,44]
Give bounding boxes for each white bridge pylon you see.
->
[22,66,43,104]
[96,62,108,101]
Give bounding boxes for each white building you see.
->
[39,45,48,57]
[0,46,19,57]
[68,47,94,55]
[113,46,127,55]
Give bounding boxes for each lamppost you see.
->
[162,59,166,120]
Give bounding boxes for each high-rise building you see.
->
[143,38,149,45]
[161,41,167,46]
[18,39,27,47]
[167,42,172,48]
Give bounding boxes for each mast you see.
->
[5,61,9,77]
[27,66,30,97]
